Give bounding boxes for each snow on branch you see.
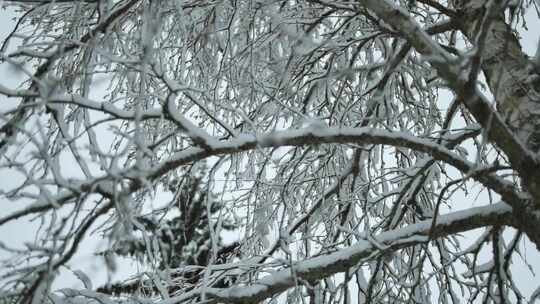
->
[0,126,522,234]
[357,0,539,195]
[2,1,539,302]
[162,202,513,304]
[147,127,523,207]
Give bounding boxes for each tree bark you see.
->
[457,0,540,151]
[456,0,540,248]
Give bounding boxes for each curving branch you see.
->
[355,0,540,250]
[0,126,521,228]
[162,202,514,304]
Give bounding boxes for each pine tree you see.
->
[97,171,239,297]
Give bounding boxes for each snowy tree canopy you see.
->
[1,0,540,303]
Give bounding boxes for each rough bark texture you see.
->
[456,0,540,249]
[458,1,540,151]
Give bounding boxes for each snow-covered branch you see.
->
[357,0,540,248]
[2,0,539,302]
[165,203,513,304]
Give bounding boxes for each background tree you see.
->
[1,0,540,303]
[96,166,240,298]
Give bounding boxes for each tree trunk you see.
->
[456,0,540,247]
[458,1,540,150]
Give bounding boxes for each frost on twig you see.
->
[1,0,539,303]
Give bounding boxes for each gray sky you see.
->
[0,2,540,300]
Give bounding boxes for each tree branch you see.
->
[162,202,513,304]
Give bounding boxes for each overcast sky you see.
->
[1,2,540,300]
